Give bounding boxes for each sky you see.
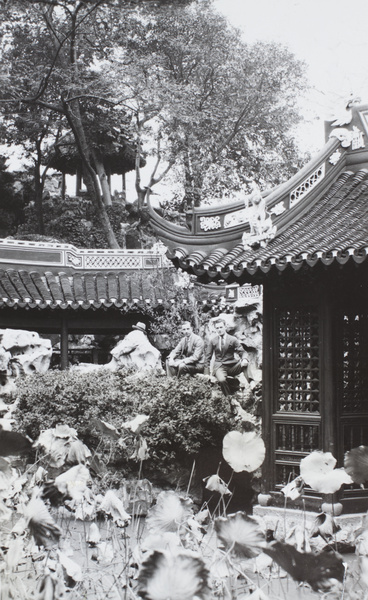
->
[4,0,368,197]
[214,0,368,153]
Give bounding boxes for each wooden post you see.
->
[320,280,336,457]
[76,169,82,196]
[61,173,66,199]
[261,280,275,491]
[60,317,69,370]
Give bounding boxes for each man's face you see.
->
[181,323,192,338]
[214,322,226,336]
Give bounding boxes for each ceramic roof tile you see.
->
[30,272,53,303]
[107,272,119,301]
[73,272,86,303]
[45,272,64,303]
[172,169,368,281]
[18,270,43,302]
[118,272,130,300]
[0,270,22,302]
[0,270,169,309]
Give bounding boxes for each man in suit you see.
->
[204,318,248,396]
[166,321,204,377]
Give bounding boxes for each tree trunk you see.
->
[91,149,112,206]
[34,165,45,235]
[63,99,120,248]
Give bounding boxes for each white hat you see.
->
[132,322,146,332]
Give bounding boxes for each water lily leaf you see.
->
[54,424,77,439]
[87,522,101,546]
[90,417,120,440]
[222,431,265,473]
[281,476,304,500]
[98,489,130,526]
[214,512,265,558]
[54,464,90,502]
[0,429,32,457]
[263,541,345,592]
[310,513,340,539]
[146,491,193,533]
[67,440,92,464]
[122,414,149,434]
[131,437,149,461]
[300,451,353,493]
[137,549,209,600]
[345,446,368,485]
[25,497,61,549]
[204,474,231,496]
[58,551,83,582]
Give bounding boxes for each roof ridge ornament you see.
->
[329,126,365,149]
[328,96,365,149]
[241,184,277,250]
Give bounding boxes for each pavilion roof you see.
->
[0,239,227,311]
[148,101,368,284]
[0,268,171,310]
[45,131,144,175]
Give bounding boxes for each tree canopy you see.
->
[0,0,308,247]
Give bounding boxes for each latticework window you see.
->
[277,308,320,413]
[342,313,368,414]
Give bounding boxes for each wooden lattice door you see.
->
[272,305,322,489]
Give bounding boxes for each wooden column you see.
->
[76,169,82,196]
[261,280,276,491]
[60,317,69,370]
[319,282,337,457]
[61,174,66,199]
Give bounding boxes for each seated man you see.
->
[204,318,248,396]
[166,321,204,378]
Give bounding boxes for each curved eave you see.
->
[149,137,343,252]
[175,246,368,284]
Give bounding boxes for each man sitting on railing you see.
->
[204,318,248,396]
[166,321,204,378]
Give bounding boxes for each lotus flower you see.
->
[25,496,61,549]
[222,431,265,473]
[344,446,368,485]
[146,491,193,533]
[214,512,265,558]
[137,549,209,600]
[300,451,353,493]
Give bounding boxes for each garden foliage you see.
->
[15,368,236,476]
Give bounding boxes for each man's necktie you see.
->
[219,335,224,351]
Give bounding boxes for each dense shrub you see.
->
[15,368,236,477]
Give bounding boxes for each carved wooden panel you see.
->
[342,312,368,414]
[277,308,320,413]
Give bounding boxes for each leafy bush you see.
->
[15,368,236,477]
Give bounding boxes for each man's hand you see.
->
[240,358,248,367]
